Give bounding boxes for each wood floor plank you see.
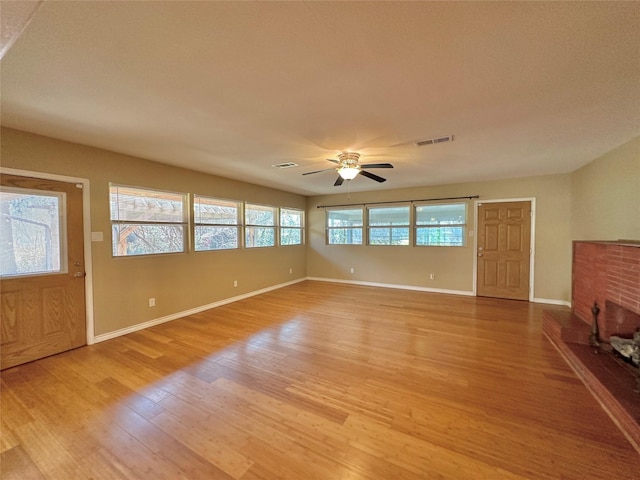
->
[151,408,250,479]
[0,445,45,480]
[2,281,639,479]
[342,413,532,480]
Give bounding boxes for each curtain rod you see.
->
[316,195,479,209]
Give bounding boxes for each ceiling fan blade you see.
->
[302,168,335,175]
[361,163,394,169]
[334,175,345,186]
[360,170,387,183]
[326,158,340,164]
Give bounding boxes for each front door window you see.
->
[0,188,67,277]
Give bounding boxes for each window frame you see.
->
[193,195,242,252]
[244,203,277,248]
[367,204,411,246]
[326,207,364,245]
[280,207,304,246]
[414,202,467,247]
[0,187,68,278]
[109,184,189,257]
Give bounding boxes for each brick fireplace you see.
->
[543,240,640,453]
[572,241,640,340]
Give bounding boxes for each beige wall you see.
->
[307,174,573,303]
[4,127,635,337]
[1,128,307,336]
[571,136,640,241]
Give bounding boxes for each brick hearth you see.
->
[543,240,640,453]
[572,241,640,339]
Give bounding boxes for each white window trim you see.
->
[193,195,242,252]
[326,207,364,245]
[414,202,467,247]
[110,183,189,257]
[245,203,277,248]
[366,204,411,246]
[280,207,304,246]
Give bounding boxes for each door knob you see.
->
[73,272,86,278]
[478,253,483,257]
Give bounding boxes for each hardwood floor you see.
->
[1,281,639,479]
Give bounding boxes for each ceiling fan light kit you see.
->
[337,166,360,180]
[303,151,394,186]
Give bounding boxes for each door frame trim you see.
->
[472,197,536,301]
[1,167,95,345]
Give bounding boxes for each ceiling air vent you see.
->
[271,162,299,169]
[416,135,454,147]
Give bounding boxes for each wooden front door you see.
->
[477,201,531,301]
[1,174,86,369]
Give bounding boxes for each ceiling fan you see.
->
[302,152,394,186]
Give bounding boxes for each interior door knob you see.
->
[73,272,86,278]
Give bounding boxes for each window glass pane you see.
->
[327,208,363,227]
[112,224,185,256]
[369,227,410,245]
[246,226,275,248]
[281,208,302,227]
[280,228,301,245]
[367,206,410,246]
[195,226,239,251]
[328,228,362,245]
[1,190,65,277]
[280,208,303,246]
[110,184,187,256]
[416,204,465,225]
[246,204,275,226]
[194,196,240,251]
[194,196,239,225]
[415,203,466,247]
[327,208,363,245]
[110,185,185,223]
[368,206,409,226]
[416,226,464,246]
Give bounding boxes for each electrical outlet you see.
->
[429,273,435,280]
[149,298,156,307]
[233,280,238,287]
[289,268,293,275]
[350,267,355,274]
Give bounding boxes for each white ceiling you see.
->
[1,1,639,196]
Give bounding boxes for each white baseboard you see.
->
[93,278,306,343]
[308,277,571,306]
[306,276,475,297]
[93,277,570,343]
[533,297,571,307]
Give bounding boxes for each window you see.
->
[0,188,66,277]
[368,205,410,245]
[245,203,276,248]
[280,208,303,246]
[194,196,241,251]
[326,208,363,245]
[110,185,187,256]
[415,203,466,246]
